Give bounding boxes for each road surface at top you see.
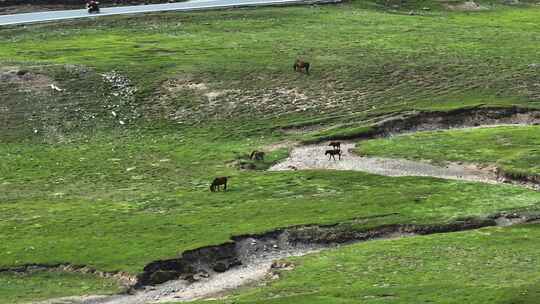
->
[0,0,323,26]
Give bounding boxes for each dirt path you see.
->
[269,142,500,184]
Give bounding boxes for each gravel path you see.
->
[270,143,500,184]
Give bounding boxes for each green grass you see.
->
[2,0,540,302]
[358,125,540,178]
[196,223,540,304]
[301,125,376,143]
[0,271,122,304]
[1,127,540,274]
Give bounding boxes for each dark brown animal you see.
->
[325,149,342,161]
[328,141,341,150]
[293,59,310,75]
[250,151,265,161]
[210,176,230,192]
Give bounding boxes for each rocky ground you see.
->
[270,142,501,184]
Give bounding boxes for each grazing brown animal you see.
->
[250,151,265,161]
[293,59,310,75]
[325,149,342,161]
[328,141,341,150]
[210,176,230,192]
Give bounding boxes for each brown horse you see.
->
[250,151,265,161]
[293,59,310,75]
[210,176,230,192]
[325,149,342,161]
[328,141,341,150]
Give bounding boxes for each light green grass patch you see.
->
[358,125,540,177]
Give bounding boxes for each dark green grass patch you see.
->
[358,125,540,177]
[200,223,540,304]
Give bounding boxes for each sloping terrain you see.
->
[1,0,540,303]
[196,223,540,304]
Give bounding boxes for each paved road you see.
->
[0,0,327,26]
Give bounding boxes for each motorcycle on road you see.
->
[87,1,100,13]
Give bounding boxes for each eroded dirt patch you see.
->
[305,107,540,143]
[155,77,370,123]
[273,108,540,189]
[0,67,56,93]
[33,213,540,304]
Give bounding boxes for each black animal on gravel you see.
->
[210,176,230,192]
[325,149,342,161]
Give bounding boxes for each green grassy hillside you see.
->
[1,0,540,141]
[2,0,540,302]
[2,127,540,274]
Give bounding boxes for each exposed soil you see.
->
[301,107,540,143]
[0,67,56,93]
[31,212,540,304]
[155,78,356,123]
[269,142,506,183]
[273,107,540,190]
